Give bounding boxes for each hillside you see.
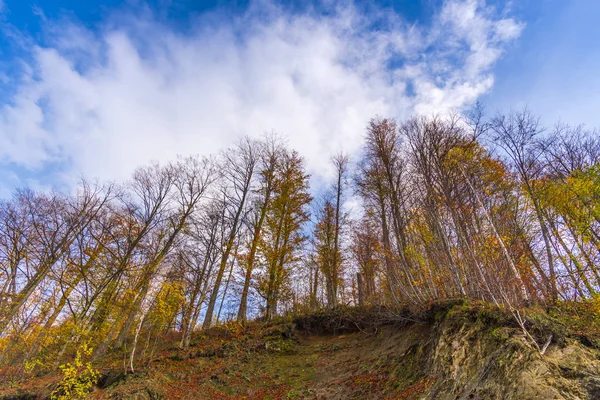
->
[2,301,600,400]
[1,0,600,398]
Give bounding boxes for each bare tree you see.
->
[203,138,259,329]
[490,110,559,301]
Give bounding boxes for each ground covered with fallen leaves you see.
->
[2,301,600,399]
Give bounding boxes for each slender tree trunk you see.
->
[461,167,529,302]
[204,180,252,328]
[237,190,271,323]
[217,242,239,324]
[357,272,364,306]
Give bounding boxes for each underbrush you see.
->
[293,305,426,335]
[294,299,600,351]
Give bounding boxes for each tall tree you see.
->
[314,198,338,307]
[237,136,281,323]
[490,110,559,301]
[259,150,311,320]
[203,138,258,329]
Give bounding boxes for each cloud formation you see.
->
[0,0,523,195]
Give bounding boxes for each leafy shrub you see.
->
[51,342,98,400]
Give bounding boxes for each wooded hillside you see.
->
[1,109,599,395]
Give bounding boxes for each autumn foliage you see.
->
[1,109,599,394]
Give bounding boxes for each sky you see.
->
[0,0,598,198]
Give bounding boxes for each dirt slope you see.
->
[2,303,600,399]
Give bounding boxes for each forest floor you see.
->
[2,300,600,399]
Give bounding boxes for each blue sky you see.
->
[482,0,600,127]
[0,0,598,197]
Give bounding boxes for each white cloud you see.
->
[0,0,522,193]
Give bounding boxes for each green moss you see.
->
[390,343,427,393]
[522,308,569,346]
[265,337,297,354]
[491,327,512,342]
